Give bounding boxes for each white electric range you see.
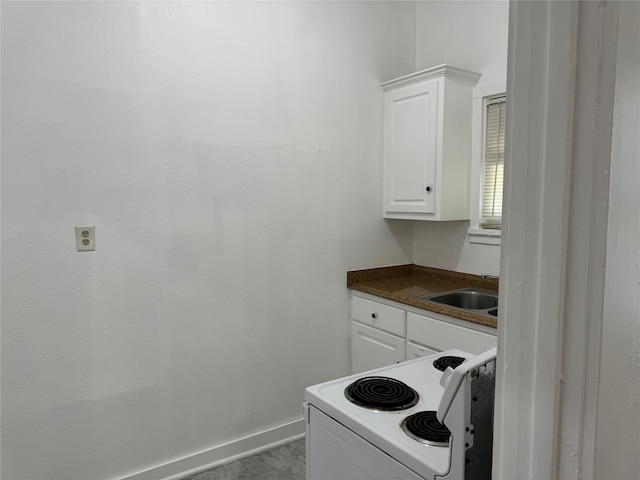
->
[304,347,497,480]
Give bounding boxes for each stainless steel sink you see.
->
[416,288,498,318]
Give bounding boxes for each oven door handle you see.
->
[437,347,497,422]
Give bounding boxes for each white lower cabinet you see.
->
[350,296,406,373]
[351,322,406,374]
[351,294,497,373]
[407,312,497,354]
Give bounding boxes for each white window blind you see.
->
[481,96,506,229]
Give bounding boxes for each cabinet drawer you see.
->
[407,312,496,354]
[352,296,406,337]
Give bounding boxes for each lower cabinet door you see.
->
[351,322,406,374]
[406,341,439,359]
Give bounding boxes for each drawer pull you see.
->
[371,313,377,319]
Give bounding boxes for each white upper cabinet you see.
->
[381,65,480,220]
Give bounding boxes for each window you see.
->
[467,81,506,245]
[481,95,506,229]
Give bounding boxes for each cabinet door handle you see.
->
[426,186,432,192]
[371,313,377,319]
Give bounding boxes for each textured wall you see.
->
[412,0,508,276]
[0,2,415,479]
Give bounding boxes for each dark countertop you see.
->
[347,264,498,329]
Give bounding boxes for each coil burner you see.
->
[401,411,451,446]
[344,376,419,411]
[433,355,466,372]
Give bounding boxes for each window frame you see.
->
[481,94,507,229]
[468,80,507,245]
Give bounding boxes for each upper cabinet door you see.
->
[384,79,440,216]
[381,65,480,221]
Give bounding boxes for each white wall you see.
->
[413,221,500,275]
[416,0,509,86]
[0,2,416,479]
[596,1,640,476]
[412,0,508,275]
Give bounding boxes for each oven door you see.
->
[305,403,428,480]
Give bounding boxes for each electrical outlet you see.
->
[75,225,95,251]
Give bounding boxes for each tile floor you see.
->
[183,438,305,480]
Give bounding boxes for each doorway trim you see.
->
[494,1,619,478]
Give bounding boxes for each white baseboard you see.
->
[118,418,305,480]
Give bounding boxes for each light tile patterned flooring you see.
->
[184,438,305,480]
